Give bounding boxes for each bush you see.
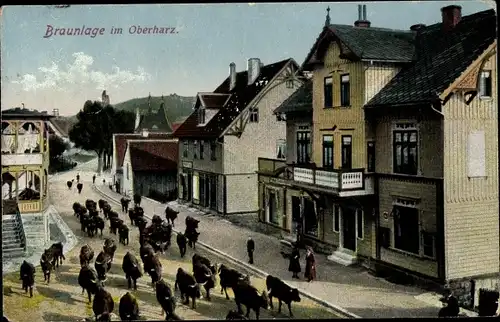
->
[49,156,77,174]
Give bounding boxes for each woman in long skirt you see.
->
[304,246,316,282]
[288,245,301,279]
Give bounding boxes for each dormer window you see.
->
[249,108,259,123]
[479,70,492,98]
[286,80,294,89]
[198,108,206,124]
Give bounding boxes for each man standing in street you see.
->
[247,237,255,264]
[92,174,96,185]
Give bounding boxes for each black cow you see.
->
[86,216,98,237]
[20,260,35,298]
[185,227,200,250]
[176,233,187,258]
[110,217,123,235]
[438,295,460,317]
[102,202,112,219]
[133,194,142,207]
[128,209,136,226]
[67,179,74,189]
[145,254,163,287]
[226,310,248,320]
[192,254,217,274]
[47,242,65,267]
[136,216,148,234]
[155,279,178,320]
[85,199,97,211]
[80,211,90,232]
[80,244,95,267]
[121,197,131,213]
[103,238,117,262]
[119,292,140,321]
[152,214,163,226]
[94,216,105,237]
[77,182,83,194]
[140,242,155,266]
[175,267,201,309]
[93,284,114,322]
[95,251,112,281]
[72,202,82,217]
[119,223,130,245]
[78,265,101,303]
[219,264,250,300]
[165,206,178,227]
[193,261,216,301]
[266,275,301,317]
[40,249,53,284]
[122,252,142,290]
[232,280,269,320]
[149,223,172,253]
[185,216,200,229]
[98,199,107,213]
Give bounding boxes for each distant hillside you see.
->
[113,93,195,123]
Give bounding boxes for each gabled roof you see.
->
[49,118,73,137]
[114,133,174,169]
[128,140,178,172]
[1,107,54,120]
[302,24,415,69]
[198,93,230,109]
[365,9,496,108]
[138,108,172,132]
[173,58,294,139]
[274,80,313,114]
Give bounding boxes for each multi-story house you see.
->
[173,58,302,215]
[260,4,498,309]
[1,107,54,255]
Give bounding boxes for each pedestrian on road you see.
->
[76,173,80,183]
[103,179,106,185]
[304,246,316,282]
[247,237,255,264]
[92,174,96,184]
[288,244,301,279]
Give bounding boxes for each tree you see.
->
[49,135,68,160]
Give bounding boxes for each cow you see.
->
[94,216,105,237]
[185,216,200,230]
[72,202,82,217]
[265,275,301,317]
[226,310,248,320]
[85,199,97,211]
[77,182,83,194]
[140,242,155,266]
[119,223,130,245]
[232,280,269,320]
[152,215,163,226]
[110,217,123,235]
[192,254,217,274]
[79,210,90,232]
[86,216,98,237]
[136,216,148,234]
[78,264,101,303]
[47,242,65,268]
[95,251,112,281]
[176,233,187,258]
[193,261,216,301]
[145,254,163,288]
[93,284,114,322]
[67,179,74,190]
[185,227,200,250]
[19,260,36,298]
[98,199,107,213]
[175,267,201,309]
[119,292,140,321]
[133,194,142,207]
[120,197,131,213]
[80,244,95,267]
[128,209,136,226]
[438,294,460,317]
[103,238,117,262]
[102,202,112,219]
[149,223,172,253]
[40,249,54,284]
[165,206,178,227]
[218,264,250,300]
[155,278,178,320]
[122,252,142,290]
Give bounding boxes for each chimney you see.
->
[441,5,461,32]
[142,129,149,138]
[354,4,371,28]
[410,24,426,32]
[229,63,236,91]
[247,58,261,85]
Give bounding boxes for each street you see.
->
[3,163,342,321]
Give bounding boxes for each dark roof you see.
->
[366,9,496,108]
[199,93,230,108]
[114,133,174,168]
[137,107,172,132]
[302,24,415,68]
[274,80,313,114]
[2,107,54,120]
[129,140,178,171]
[173,58,294,138]
[49,118,72,137]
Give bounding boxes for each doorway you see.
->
[268,192,278,225]
[342,206,356,251]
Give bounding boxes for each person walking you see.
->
[247,237,255,264]
[76,173,80,183]
[92,174,96,184]
[304,246,316,282]
[288,244,301,279]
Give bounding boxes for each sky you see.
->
[0,1,495,116]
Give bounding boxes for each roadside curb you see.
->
[93,185,361,319]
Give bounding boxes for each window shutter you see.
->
[467,131,486,177]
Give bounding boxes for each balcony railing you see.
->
[292,166,364,190]
[18,200,41,213]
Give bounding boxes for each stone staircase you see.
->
[327,248,359,266]
[2,214,27,258]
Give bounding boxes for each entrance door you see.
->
[342,207,356,251]
[187,172,192,202]
[199,175,206,207]
[291,196,301,233]
[268,192,277,224]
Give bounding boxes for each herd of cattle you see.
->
[17,195,305,321]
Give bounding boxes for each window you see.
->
[268,191,279,225]
[198,108,206,124]
[324,76,333,108]
[467,131,486,178]
[479,70,492,98]
[393,205,420,254]
[340,74,350,107]
[183,141,189,158]
[276,139,286,159]
[422,231,435,258]
[286,79,294,89]
[296,131,311,164]
[210,141,217,161]
[249,108,259,123]
[322,135,333,169]
[341,135,352,169]
[393,130,418,175]
[333,205,340,232]
[199,140,204,159]
[193,140,198,159]
[356,209,363,239]
[367,142,375,172]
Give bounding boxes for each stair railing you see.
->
[14,209,27,251]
